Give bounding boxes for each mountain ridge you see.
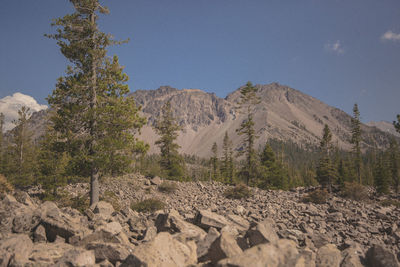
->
[130,83,398,157]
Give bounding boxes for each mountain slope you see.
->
[131,83,397,157]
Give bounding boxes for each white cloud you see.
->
[381,30,400,42]
[324,40,345,54]
[0,93,47,132]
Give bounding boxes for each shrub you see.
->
[380,199,400,208]
[131,198,165,213]
[302,188,329,204]
[0,174,14,194]
[340,182,368,201]
[158,181,177,193]
[224,184,252,199]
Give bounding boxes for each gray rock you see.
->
[150,176,162,185]
[366,244,399,267]
[0,234,33,266]
[195,209,231,230]
[245,219,279,247]
[120,232,197,267]
[207,231,243,263]
[197,227,220,261]
[33,224,47,242]
[316,244,341,267]
[86,243,132,265]
[55,249,96,267]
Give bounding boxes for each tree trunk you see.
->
[89,11,99,206]
[90,168,99,206]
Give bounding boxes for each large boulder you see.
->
[86,243,132,265]
[40,201,90,243]
[55,249,96,267]
[207,231,243,263]
[245,219,279,247]
[197,227,220,262]
[0,234,33,266]
[29,242,74,265]
[120,232,197,267]
[195,209,231,230]
[315,244,341,267]
[365,244,399,267]
[217,239,299,267]
[156,209,207,242]
[341,246,364,267]
[76,221,130,247]
[92,201,115,221]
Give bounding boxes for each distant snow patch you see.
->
[0,93,47,131]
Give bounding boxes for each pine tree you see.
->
[350,103,362,184]
[9,106,36,187]
[374,154,390,195]
[259,143,289,190]
[236,81,261,185]
[154,101,185,180]
[388,138,399,193]
[210,142,219,180]
[316,124,337,191]
[221,131,234,183]
[394,114,400,133]
[46,0,146,205]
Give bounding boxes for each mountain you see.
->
[131,83,397,157]
[366,121,400,137]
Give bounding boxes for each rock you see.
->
[207,231,243,263]
[195,209,231,230]
[365,244,399,267]
[298,248,316,267]
[312,233,330,249]
[143,225,157,242]
[40,201,90,243]
[12,210,40,233]
[197,227,220,262]
[77,221,131,247]
[226,214,250,234]
[29,242,74,265]
[0,234,33,266]
[245,219,279,247]
[86,243,132,265]
[92,201,114,220]
[120,232,197,267]
[156,209,207,242]
[33,224,47,242]
[315,244,341,267]
[150,176,162,185]
[341,246,364,267]
[55,249,96,267]
[217,239,298,267]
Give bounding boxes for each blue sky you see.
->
[0,0,399,122]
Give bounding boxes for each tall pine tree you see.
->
[394,114,400,133]
[210,142,220,181]
[350,103,362,184]
[154,101,185,180]
[236,81,261,185]
[316,125,337,191]
[47,0,146,205]
[221,131,234,183]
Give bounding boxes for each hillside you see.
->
[131,83,397,157]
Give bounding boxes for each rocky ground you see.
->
[1,173,399,266]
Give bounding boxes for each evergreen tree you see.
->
[154,101,185,180]
[236,81,261,185]
[388,139,399,193]
[394,114,400,133]
[47,0,146,205]
[316,124,337,191]
[350,103,362,184]
[38,125,70,197]
[221,131,234,183]
[210,142,219,180]
[259,143,289,190]
[374,154,390,194]
[8,106,36,187]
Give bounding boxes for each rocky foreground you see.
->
[0,174,399,267]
